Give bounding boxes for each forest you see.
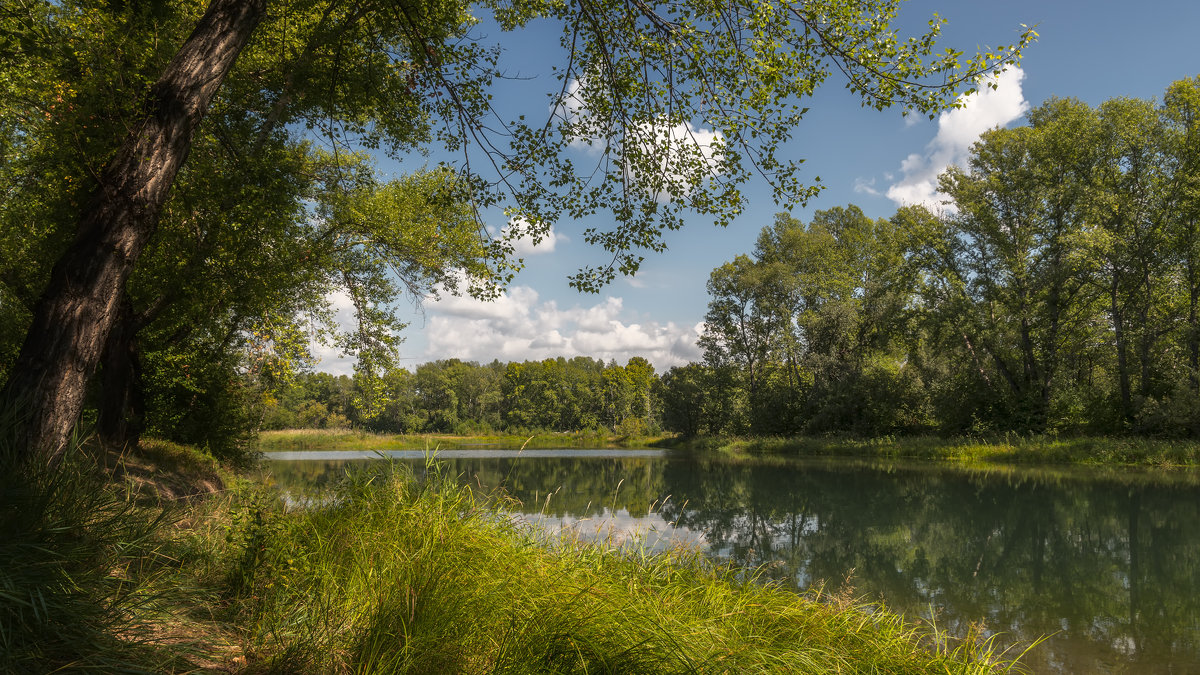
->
[241,81,1200,445]
[685,84,1200,439]
[8,67,1199,454]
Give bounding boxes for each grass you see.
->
[212,462,1032,673]
[260,428,1200,469]
[0,432,1034,673]
[0,441,182,671]
[665,433,1200,468]
[256,428,671,452]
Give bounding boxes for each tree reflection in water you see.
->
[265,453,1200,674]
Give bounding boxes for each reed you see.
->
[0,421,1035,672]
[218,462,1030,673]
[0,442,173,671]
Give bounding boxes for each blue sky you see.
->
[314,0,1200,375]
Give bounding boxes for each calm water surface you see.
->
[263,450,1200,674]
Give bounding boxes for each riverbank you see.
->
[662,433,1200,467]
[2,439,1029,673]
[256,428,671,451]
[259,428,1200,468]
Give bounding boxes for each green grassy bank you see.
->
[259,427,1200,468]
[1,439,1031,673]
[256,428,670,451]
[664,434,1200,468]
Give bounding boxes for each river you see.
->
[263,449,1200,674]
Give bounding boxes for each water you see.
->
[263,450,1200,674]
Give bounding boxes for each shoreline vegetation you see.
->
[255,428,670,452]
[3,438,1036,673]
[668,434,1200,468]
[258,428,1200,468]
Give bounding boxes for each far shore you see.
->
[255,428,671,452]
[257,429,1200,468]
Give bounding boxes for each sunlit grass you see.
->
[256,428,670,451]
[213,463,1031,673]
[0,423,1036,672]
[672,434,1200,467]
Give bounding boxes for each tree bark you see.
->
[1111,275,1133,424]
[97,293,145,449]
[0,0,266,463]
[1190,265,1199,393]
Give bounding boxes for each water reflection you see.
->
[263,452,1200,674]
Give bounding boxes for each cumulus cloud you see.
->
[555,77,592,151]
[557,78,724,203]
[853,177,880,196]
[422,284,703,370]
[309,290,358,376]
[886,67,1030,209]
[628,119,723,203]
[494,218,567,256]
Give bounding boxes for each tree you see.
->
[623,356,657,427]
[1,1,510,454]
[1089,98,1175,423]
[935,98,1100,429]
[699,254,784,406]
[1164,78,1200,399]
[659,364,706,437]
[1,0,269,458]
[1,0,1030,461]
[699,206,920,433]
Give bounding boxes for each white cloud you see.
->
[495,218,568,256]
[557,78,724,203]
[420,284,703,370]
[310,290,358,376]
[853,177,880,196]
[554,78,593,151]
[628,119,723,203]
[886,67,1030,209]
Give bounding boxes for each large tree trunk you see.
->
[1111,276,1133,424]
[1190,262,1199,393]
[0,0,266,464]
[97,293,145,450]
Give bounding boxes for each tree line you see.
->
[269,80,1200,445]
[260,356,660,437]
[673,80,1200,438]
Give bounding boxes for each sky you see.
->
[313,0,1200,376]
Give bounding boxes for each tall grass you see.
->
[222,463,1029,673]
[0,414,1036,672]
[0,439,172,671]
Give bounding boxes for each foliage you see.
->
[697,206,921,436]
[262,356,661,435]
[683,79,1200,439]
[0,0,1035,461]
[0,0,518,458]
